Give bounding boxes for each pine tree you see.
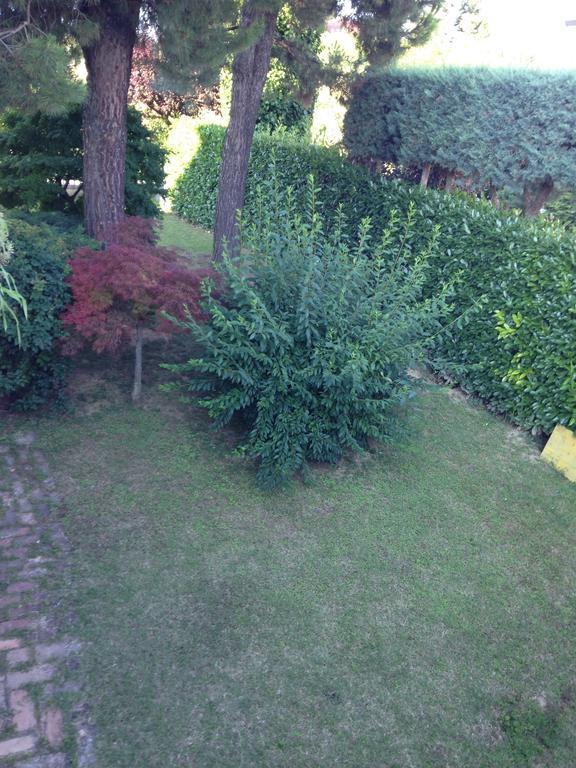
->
[212,0,445,260]
[1,2,244,241]
[0,1,86,113]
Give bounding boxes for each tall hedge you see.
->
[344,68,576,214]
[172,125,576,434]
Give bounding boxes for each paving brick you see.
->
[15,753,68,768]
[0,594,20,609]
[0,638,21,651]
[7,582,37,594]
[7,647,32,667]
[35,641,81,663]
[0,528,30,540]
[10,689,37,732]
[0,618,37,635]
[41,707,64,749]
[17,513,36,526]
[0,734,36,757]
[7,665,55,690]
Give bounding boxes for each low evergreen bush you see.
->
[172,125,576,433]
[166,179,449,487]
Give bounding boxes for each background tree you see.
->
[0,105,166,217]
[0,1,85,113]
[129,33,220,122]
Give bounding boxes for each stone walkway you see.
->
[0,432,92,767]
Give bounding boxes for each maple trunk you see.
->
[82,0,141,241]
[522,179,554,217]
[132,325,144,403]
[213,2,278,261]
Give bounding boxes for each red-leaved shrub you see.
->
[62,216,215,400]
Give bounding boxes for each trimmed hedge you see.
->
[343,68,576,212]
[0,211,90,409]
[172,125,576,433]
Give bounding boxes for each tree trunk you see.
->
[212,2,278,261]
[489,185,501,209]
[132,325,144,402]
[419,162,432,188]
[445,170,458,192]
[522,179,554,217]
[81,0,141,241]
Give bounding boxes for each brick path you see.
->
[0,432,92,767]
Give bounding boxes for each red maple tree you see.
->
[62,217,215,401]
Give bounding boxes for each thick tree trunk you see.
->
[81,0,141,241]
[132,325,144,402]
[419,162,432,188]
[522,179,554,217]
[213,2,278,261]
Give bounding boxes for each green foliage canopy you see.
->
[167,177,449,487]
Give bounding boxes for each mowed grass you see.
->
[10,217,576,767]
[27,388,576,768]
[159,213,213,264]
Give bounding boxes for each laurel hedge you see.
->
[172,125,576,434]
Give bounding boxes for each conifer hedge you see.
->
[172,125,576,434]
[343,68,576,215]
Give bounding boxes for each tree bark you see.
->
[81,0,141,241]
[522,179,554,217]
[444,170,458,192]
[212,2,278,261]
[132,324,144,402]
[419,162,432,188]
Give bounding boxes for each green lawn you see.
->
[10,217,576,767]
[159,213,213,263]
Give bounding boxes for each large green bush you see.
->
[167,179,448,487]
[0,211,90,409]
[172,125,576,433]
[344,68,576,214]
[0,105,166,217]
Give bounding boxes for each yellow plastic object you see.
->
[541,425,576,482]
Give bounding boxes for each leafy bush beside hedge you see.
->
[167,179,449,487]
[0,211,90,409]
[172,125,576,433]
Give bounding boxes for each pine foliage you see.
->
[166,177,449,487]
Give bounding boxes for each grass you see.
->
[7,217,576,768]
[159,213,213,263]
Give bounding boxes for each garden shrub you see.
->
[172,125,576,433]
[0,105,166,217]
[166,179,450,487]
[0,211,89,410]
[0,211,27,343]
